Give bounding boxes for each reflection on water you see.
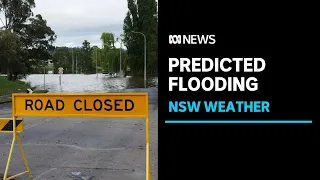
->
[22,74,158,93]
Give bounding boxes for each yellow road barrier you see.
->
[2,93,151,180]
[1,117,32,180]
[0,118,23,133]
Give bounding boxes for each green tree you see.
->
[52,47,72,74]
[91,46,104,73]
[100,32,114,72]
[0,0,57,80]
[99,32,124,73]
[79,40,94,74]
[99,48,107,72]
[121,49,128,72]
[0,30,28,80]
[109,48,120,73]
[101,32,115,49]
[21,14,56,64]
[0,0,35,31]
[123,0,157,76]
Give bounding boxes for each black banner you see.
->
[159,1,314,179]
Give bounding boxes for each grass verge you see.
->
[0,76,30,96]
[33,89,49,93]
[0,77,49,104]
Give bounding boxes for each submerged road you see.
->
[0,88,158,180]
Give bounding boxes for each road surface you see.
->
[0,89,158,180]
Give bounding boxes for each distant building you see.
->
[47,59,54,67]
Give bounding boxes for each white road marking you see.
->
[33,168,57,180]
[0,143,126,151]
[0,117,53,137]
[24,117,53,130]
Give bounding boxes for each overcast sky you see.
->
[32,0,128,48]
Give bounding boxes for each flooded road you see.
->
[21,74,158,93]
[1,74,159,179]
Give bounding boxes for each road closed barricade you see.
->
[1,93,151,180]
[0,117,24,133]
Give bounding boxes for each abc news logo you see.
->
[169,35,216,45]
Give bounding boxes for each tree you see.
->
[52,47,72,74]
[100,32,115,49]
[122,0,157,76]
[99,32,122,73]
[0,30,28,80]
[107,48,120,73]
[0,0,35,31]
[123,2,141,76]
[100,32,114,72]
[0,0,57,80]
[137,0,157,75]
[121,49,128,72]
[79,40,94,74]
[21,14,57,65]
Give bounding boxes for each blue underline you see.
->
[165,120,312,124]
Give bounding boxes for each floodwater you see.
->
[21,74,158,93]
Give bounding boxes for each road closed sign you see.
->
[12,93,148,118]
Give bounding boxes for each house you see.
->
[47,59,54,67]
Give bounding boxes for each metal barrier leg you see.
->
[146,143,151,180]
[3,136,16,180]
[17,135,32,179]
[145,117,152,180]
[149,143,152,179]
[2,116,32,180]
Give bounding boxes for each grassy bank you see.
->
[0,76,30,96]
[0,77,48,103]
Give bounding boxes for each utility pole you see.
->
[120,42,122,73]
[43,66,46,90]
[144,35,146,88]
[76,53,78,74]
[96,48,98,77]
[72,48,74,74]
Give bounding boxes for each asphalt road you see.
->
[0,89,158,180]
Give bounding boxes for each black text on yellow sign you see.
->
[0,118,24,133]
[25,99,134,112]
[12,93,148,118]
